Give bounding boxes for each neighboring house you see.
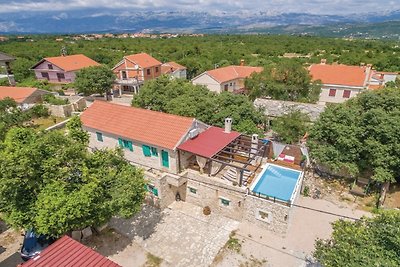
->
[0,51,15,85]
[19,235,121,267]
[192,65,263,94]
[112,53,162,94]
[31,54,100,84]
[0,86,50,108]
[368,71,398,90]
[80,101,208,173]
[309,60,372,104]
[161,61,187,79]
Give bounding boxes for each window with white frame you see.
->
[219,197,230,207]
[188,187,197,194]
[257,209,272,223]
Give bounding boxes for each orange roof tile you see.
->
[161,61,186,74]
[205,66,263,84]
[309,64,368,87]
[81,101,194,150]
[368,84,383,90]
[124,53,162,68]
[39,54,100,72]
[0,86,37,103]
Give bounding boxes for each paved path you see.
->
[214,196,370,267]
[111,202,240,267]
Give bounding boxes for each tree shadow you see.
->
[83,204,163,257]
[0,221,8,235]
[0,252,23,267]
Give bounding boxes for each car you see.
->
[20,230,56,261]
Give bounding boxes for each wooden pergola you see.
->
[178,128,269,187]
[210,135,268,186]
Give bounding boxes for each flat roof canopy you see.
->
[178,126,241,158]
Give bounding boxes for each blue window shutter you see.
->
[128,141,133,151]
[151,147,158,156]
[142,145,151,157]
[118,138,123,147]
[161,150,169,168]
[153,188,158,196]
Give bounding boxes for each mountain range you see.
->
[1,9,400,38]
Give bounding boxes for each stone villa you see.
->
[81,101,307,234]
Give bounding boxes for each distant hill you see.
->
[238,21,400,39]
[0,9,399,39]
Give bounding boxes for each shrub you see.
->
[43,94,69,105]
[29,104,49,118]
[303,185,310,197]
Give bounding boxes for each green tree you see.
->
[272,111,309,144]
[66,115,89,144]
[0,128,145,237]
[314,210,400,267]
[308,87,400,183]
[132,76,263,134]
[74,65,115,96]
[11,58,36,82]
[245,61,321,103]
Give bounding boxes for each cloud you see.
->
[0,0,398,14]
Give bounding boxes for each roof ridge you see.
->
[93,101,194,121]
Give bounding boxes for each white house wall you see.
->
[192,73,222,93]
[319,85,363,105]
[84,126,179,173]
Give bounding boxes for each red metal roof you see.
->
[177,126,241,158]
[81,101,195,150]
[20,235,121,267]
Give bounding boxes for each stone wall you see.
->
[243,195,290,235]
[184,170,246,221]
[47,96,86,117]
[254,98,325,122]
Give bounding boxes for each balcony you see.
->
[115,78,144,86]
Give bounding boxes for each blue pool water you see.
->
[252,164,302,202]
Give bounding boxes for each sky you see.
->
[0,0,398,15]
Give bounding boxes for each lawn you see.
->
[30,116,67,131]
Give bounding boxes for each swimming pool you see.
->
[250,164,303,203]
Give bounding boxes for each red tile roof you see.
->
[36,54,100,72]
[20,235,120,267]
[0,86,37,103]
[368,84,383,90]
[125,53,162,68]
[81,101,194,150]
[204,66,263,84]
[177,126,241,158]
[309,64,368,87]
[161,61,186,74]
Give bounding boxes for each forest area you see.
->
[1,34,400,83]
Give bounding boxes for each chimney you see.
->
[224,118,232,133]
[240,59,245,66]
[320,59,326,65]
[251,134,259,162]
